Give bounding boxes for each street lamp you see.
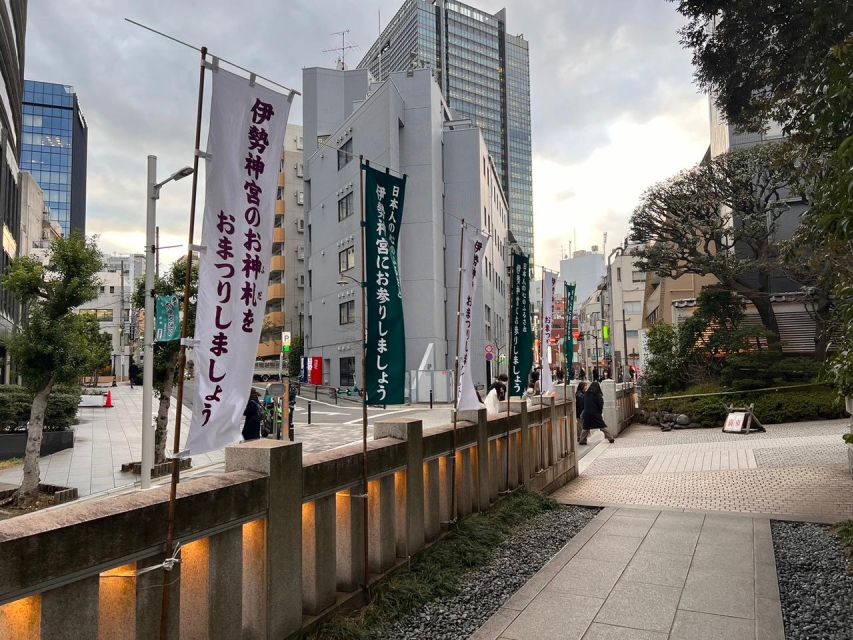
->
[141,156,193,490]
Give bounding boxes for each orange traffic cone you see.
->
[105,390,113,408]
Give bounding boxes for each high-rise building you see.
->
[559,248,605,307]
[0,0,26,383]
[21,80,88,237]
[302,66,509,391]
[257,124,306,363]
[358,0,533,261]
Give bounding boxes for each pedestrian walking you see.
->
[242,389,264,441]
[575,381,587,442]
[128,361,138,390]
[578,381,615,444]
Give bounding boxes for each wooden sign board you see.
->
[723,411,751,433]
[722,406,766,434]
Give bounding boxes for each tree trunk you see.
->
[750,294,784,355]
[154,352,179,464]
[18,375,56,507]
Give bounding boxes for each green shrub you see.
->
[0,385,81,430]
[641,383,844,427]
[720,354,821,389]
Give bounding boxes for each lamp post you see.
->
[141,156,193,490]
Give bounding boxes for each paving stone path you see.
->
[473,507,785,640]
[554,420,853,520]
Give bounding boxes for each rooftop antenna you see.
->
[602,231,607,258]
[323,29,358,70]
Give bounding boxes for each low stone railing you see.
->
[0,389,578,639]
[601,381,637,436]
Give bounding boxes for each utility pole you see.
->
[155,226,160,278]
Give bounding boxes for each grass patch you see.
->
[308,488,557,640]
[835,520,853,572]
[0,458,22,471]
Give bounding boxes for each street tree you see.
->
[132,258,197,463]
[287,333,304,379]
[80,314,112,384]
[630,144,795,353]
[1,233,103,506]
[673,0,853,388]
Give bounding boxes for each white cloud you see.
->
[534,93,709,267]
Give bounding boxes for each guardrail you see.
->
[0,389,579,639]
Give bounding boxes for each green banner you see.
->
[509,252,533,397]
[564,282,576,377]
[155,294,181,343]
[363,163,407,404]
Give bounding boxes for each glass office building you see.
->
[21,80,88,237]
[359,0,534,261]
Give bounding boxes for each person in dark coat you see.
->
[578,381,615,444]
[242,389,263,441]
[128,362,139,389]
[575,381,587,442]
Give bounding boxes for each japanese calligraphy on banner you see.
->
[564,282,576,376]
[509,252,533,397]
[540,269,557,394]
[155,294,181,343]
[185,68,291,456]
[363,163,407,404]
[456,226,489,412]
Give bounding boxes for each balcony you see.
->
[264,310,284,328]
[268,283,285,300]
[276,199,285,214]
[274,227,285,243]
[271,255,285,272]
[257,340,282,358]
[278,173,285,187]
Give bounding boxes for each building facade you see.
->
[77,254,145,381]
[257,124,305,362]
[358,0,533,261]
[559,247,605,310]
[302,67,509,392]
[0,0,26,383]
[21,80,87,237]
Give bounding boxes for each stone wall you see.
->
[0,389,580,639]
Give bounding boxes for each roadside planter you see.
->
[0,428,75,461]
[79,394,106,407]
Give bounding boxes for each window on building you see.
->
[297,135,304,150]
[338,192,354,221]
[616,267,621,282]
[340,357,356,387]
[276,187,284,200]
[338,138,353,170]
[109,286,115,293]
[626,330,639,339]
[339,300,356,325]
[339,246,355,273]
[80,309,113,322]
[624,301,642,315]
[631,270,646,282]
[296,191,304,205]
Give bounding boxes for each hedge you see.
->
[0,385,82,431]
[641,383,845,427]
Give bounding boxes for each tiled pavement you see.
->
[0,385,454,497]
[473,507,785,640]
[553,420,853,520]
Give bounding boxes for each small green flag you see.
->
[155,294,181,343]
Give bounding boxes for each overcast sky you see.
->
[25,0,710,270]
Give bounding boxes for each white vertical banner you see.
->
[540,269,557,394]
[456,226,490,412]
[185,68,292,455]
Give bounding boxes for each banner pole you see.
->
[359,157,370,590]
[502,252,513,495]
[447,221,465,524]
[159,45,208,640]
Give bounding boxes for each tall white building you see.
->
[560,248,605,309]
[302,67,509,391]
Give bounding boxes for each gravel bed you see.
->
[388,505,600,640]
[772,520,853,640]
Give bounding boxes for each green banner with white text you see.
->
[155,294,181,343]
[509,252,533,397]
[363,163,407,404]
[564,282,576,376]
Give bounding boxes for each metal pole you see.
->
[155,226,160,278]
[449,221,465,523]
[359,157,370,590]
[622,308,629,384]
[159,46,207,640]
[141,156,157,490]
